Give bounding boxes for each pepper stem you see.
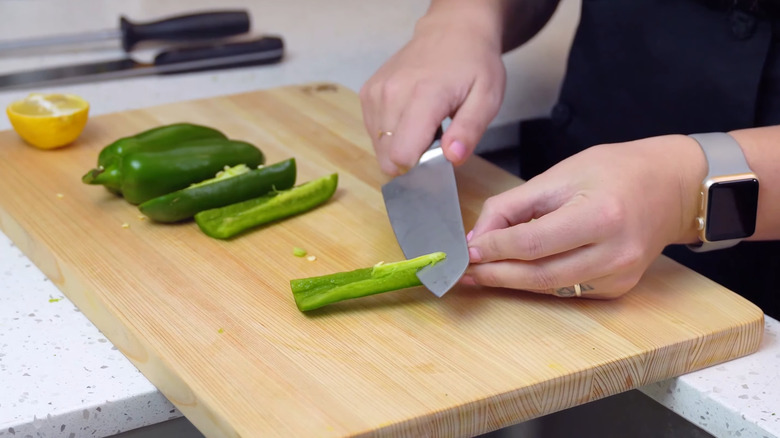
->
[81,166,104,184]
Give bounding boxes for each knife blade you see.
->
[0,10,251,53]
[0,37,284,91]
[381,133,469,297]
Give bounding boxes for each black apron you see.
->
[518,0,780,319]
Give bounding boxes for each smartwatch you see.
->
[687,132,759,253]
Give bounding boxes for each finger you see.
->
[376,101,410,176]
[388,86,455,172]
[546,274,636,300]
[462,244,644,299]
[468,195,605,263]
[462,244,614,293]
[442,79,503,165]
[469,177,576,239]
[543,267,642,300]
[532,275,605,298]
[541,274,616,299]
[359,76,384,140]
[378,79,415,175]
[360,78,410,175]
[360,81,383,163]
[462,267,629,300]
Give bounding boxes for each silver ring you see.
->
[554,283,584,298]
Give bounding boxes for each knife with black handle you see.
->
[0,36,285,91]
[155,37,283,72]
[0,10,251,53]
[120,10,251,51]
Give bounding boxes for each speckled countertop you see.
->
[0,233,179,437]
[641,318,780,438]
[1,1,778,437]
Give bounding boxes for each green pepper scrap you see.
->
[85,138,266,205]
[194,173,338,239]
[82,123,227,195]
[290,252,447,311]
[139,158,297,223]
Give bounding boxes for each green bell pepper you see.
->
[139,158,297,223]
[82,123,227,195]
[89,138,265,205]
[194,173,338,239]
[290,252,447,311]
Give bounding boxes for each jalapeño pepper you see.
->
[139,158,297,223]
[195,173,338,239]
[82,123,227,194]
[100,138,265,205]
[290,252,447,311]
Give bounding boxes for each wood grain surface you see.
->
[0,83,764,438]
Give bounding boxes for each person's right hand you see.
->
[360,9,507,175]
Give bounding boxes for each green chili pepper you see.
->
[290,252,447,311]
[97,123,227,168]
[83,123,227,194]
[138,159,297,223]
[194,173,338,239]
[96,138,265,205]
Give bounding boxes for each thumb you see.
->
[441,82,503,165]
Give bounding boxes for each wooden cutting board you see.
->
[0,83,764,438]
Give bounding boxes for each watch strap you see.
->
[689,132,752,178]
[687,238,742,252]
[687,132,752,253]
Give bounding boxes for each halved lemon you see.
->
[6,93,90,149]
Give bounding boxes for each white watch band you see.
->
[688,237,742,252]
[687,132,753,253]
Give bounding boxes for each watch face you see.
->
[705,178,759,241]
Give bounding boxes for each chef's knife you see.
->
[0,10,251,53]
[0,37,284,91]
[381,128,469,297]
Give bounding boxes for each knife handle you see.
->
[153,37,284,73]
[120,10,251,51]
[433,125,443,143]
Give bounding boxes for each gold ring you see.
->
[574,283,582,297]
[378,130,393,140]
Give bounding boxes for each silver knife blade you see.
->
[0,10,251,53]
[0,29,121,53]
[0,38,284,91]
[381,143,469,297]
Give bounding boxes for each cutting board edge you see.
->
[94,82,356,131]
[0,204,240,438]
[354,313,765,438]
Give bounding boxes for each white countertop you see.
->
[641,318,780,438]
[0,232,178,437]
[0,1,778,437]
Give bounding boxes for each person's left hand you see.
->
[462,135,707,299]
